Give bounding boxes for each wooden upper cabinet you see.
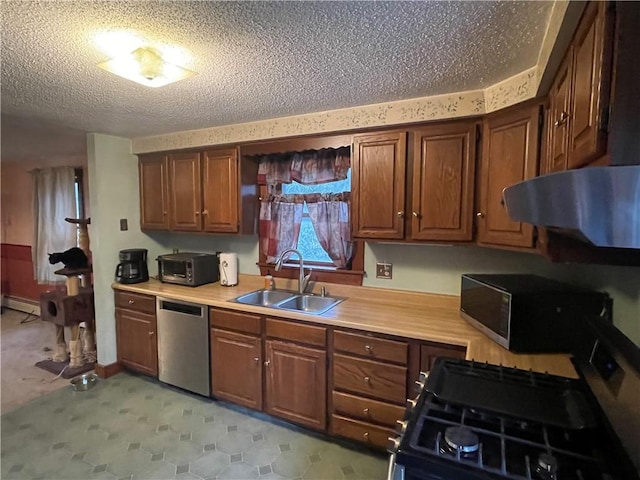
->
[478,102,541,248]
[568,1,612,169]
[352,131,407,239]
[410,121,476,241]
[544,1,613,172]
[139,154,170,230]
[545,53,573,174]
[169,152,202,231]
[202,148,239,233]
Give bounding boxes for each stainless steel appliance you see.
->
[460,274,610,352]
[115,248,149,284]
[156,297,210,396]
[387,315,640,480]
[157,252,219,287]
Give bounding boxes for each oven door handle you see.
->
[387,453,404,480]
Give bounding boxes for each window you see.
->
[281,169,351,264]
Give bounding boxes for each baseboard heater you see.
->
[1,295,41,316]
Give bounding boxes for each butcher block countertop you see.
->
[113,274,578,378]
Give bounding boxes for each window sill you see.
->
[257,262,364,286]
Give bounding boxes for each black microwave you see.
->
[460,274,611,353]
[157,252,219,287]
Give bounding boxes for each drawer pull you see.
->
[364,344,373,353]
[363,432,370,440]
[128,299,134,304]
[254,357,260,364]
[364,376,370,384]
[149,331,154,336]
[363,407,370,416]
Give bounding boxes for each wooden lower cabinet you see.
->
[210,329,262,410]
[265,340,327,430]
[332,415,393,450]
[420,342,466,373]
[115,294,158,376]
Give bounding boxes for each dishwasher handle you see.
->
[158,299,205,317]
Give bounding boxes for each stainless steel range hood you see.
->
[503,166,640,249]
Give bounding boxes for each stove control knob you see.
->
[395,420,408,434]
[418,371,428,382]
[387,436,401,453]
[414,371,429,392]
[406,397,417,409]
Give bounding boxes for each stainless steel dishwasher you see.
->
[156,297,210,396]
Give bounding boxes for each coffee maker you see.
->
[115,248,149,284]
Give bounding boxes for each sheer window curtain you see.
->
[31,167,78,283]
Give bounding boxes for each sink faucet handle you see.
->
[320,286,327,297]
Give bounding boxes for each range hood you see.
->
[503,166,640,249]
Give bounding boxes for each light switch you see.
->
[119,218,128,231]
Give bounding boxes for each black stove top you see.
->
[392,358,639,480]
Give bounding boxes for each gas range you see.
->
[388,317,640,480]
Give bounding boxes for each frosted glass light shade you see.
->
[98,46,195,88]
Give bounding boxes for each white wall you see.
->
[87,134,167,365]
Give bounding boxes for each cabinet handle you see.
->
[128,299,134,304]
[363,432,370,440]
[363,408,370,415]
[264,360,271,367]
[195,211,200,216]
[476,212,485,218]
[363,376,370,384]
[163,211,168,215]
[396,211,404,217]
[202,210,208,216]
[364,344,373,353]
[149,331,154,336]
[254,357,260,364]
[554,111,569,127]
[412,211,420,218]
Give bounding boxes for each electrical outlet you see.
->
[376,262,393,279]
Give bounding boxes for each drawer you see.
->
[333,354,406,404]
[332,414,393,450]
[114,291,155,314]
[334,330,407,364]
[266,318,326,347]
[210,308,261,335]
[332,391,405,428]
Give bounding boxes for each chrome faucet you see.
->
[275,248,311,294]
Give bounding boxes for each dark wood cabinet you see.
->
[410,121,477,241]
[114,291,157,376]
[168,151,202,231]
[477,102,541,248]
[210,328,262,409]
[544,2,613,172]
[265,339,327,431]
[419,341,466,373]
[351,131,407,239]
[202,148,239,233]
[139,154,170,230]
[210,309,262,408]
[138,147,257,233]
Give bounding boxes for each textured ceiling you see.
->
[1,1,552,142]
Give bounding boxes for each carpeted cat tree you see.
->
[36,218,96,378]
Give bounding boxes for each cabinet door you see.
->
[410,122,476,241]
[478,103,541,248]
[419,342,466,374]
[545,52,573,174]
[169,152,202,231]
[115,308,158,376]
[265,340,326,431]
[352,131,406,239]
[568,1,611,169]
[211,329,262,410]
[139,154,170,230]
[202,148,239,233]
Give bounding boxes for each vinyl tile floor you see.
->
[1,372,388,480]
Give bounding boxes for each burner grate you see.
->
[408,393,612,480]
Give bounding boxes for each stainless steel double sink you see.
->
[229,289,345,315]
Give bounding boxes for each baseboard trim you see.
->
[95,362,123,379]
[2,296,41,316]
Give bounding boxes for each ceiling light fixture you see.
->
[98,46,195,88]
